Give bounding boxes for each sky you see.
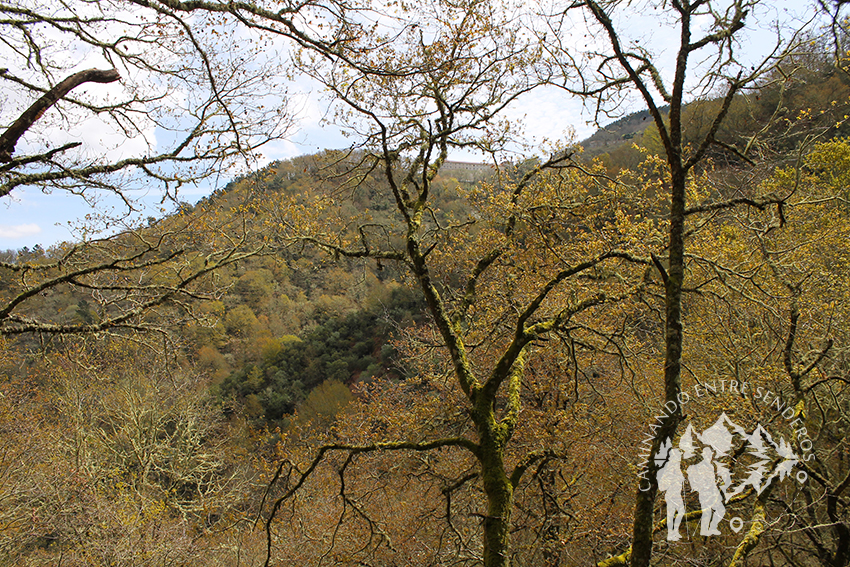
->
[0,0,819,251]
[0,85,593,250]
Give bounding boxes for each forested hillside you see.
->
[2,1,850,567]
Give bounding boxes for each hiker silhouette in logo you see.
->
[687,446,726,535]
[658,445,686,541]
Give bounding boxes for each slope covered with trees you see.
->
[1,1,850,567]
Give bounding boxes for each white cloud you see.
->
[0,224,42,239]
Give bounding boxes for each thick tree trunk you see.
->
[480,439,513,567]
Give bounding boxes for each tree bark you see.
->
[0,68,120,161]
[479,432,513,567]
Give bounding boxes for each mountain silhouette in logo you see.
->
[746,424,774,459]
[700,412,747,455]
[666,413,800,501]
[739,422,799,494]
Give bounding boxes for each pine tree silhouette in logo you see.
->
[655,413,800,541]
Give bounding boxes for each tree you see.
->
[0,0,370,337]
[683,138,850,566]
[541,2,831,564]
[239,2,850,567]
[0,0,296,201]
[250,2,666,566]
[0,339,259,566]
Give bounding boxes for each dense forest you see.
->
[1,1,850,567]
